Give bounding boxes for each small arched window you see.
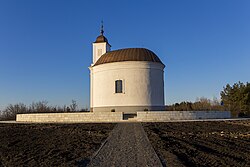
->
[115,80,123,93]
[97,49,102,57]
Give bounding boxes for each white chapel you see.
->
[15,25,231,123]
[89,25,165,113]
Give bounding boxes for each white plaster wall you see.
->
[90,61,165,112]
[92,42,110,64]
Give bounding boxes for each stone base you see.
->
[16,111,231,123]
[137,111,231,121]
[92,105,165,114]
[16,112,123,123]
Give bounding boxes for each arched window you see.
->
[115,80,123,93]
[97,49,102,57]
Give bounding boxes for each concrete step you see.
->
[128,117,137,120]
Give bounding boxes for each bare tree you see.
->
[70,100,78,112]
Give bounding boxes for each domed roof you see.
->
[94,48,164,66]
[94,23,110,45]
[95,35,109,43]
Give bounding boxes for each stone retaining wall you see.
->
[16,111,231,123]
[16,112,123,123]
[137,111,231,121]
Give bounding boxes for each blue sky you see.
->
[0,0,249,109]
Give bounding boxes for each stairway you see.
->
[123,114,137,121]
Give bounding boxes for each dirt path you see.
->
[88,123,163,167]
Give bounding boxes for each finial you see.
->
[100,20,104,35]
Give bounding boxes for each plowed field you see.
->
[143,120,250,167]
[1,120,249,167]
[0,123,115,166]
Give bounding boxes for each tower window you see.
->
[115,80,123,93]
[98,49,102,57]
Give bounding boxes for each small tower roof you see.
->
[95,35,109,43]
[94,21,110,45]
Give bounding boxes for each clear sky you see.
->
[0,0,249,110]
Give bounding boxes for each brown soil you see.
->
[143,120,250,167]
[0,123,115,167]
[1,121,249,167]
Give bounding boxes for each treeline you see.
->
[1,82,249,120]
[221,81,250,117]
[0,100,89,121]
[166,97,225,111]
[166,81,250,117]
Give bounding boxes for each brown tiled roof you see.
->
[94,48,163,66]
[94,35,109,43]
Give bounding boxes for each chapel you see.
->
[89,25,165,113]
